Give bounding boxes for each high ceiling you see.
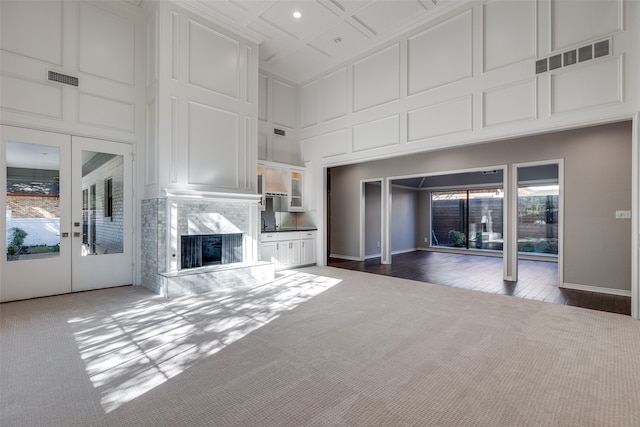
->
[189,0,462,83]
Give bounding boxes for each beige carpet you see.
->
[1,266,639,426]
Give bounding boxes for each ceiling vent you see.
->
[48,71,79,87]
[535,39,610,75]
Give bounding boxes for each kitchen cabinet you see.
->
[257,161,306,212]
[289,169,303,211]
[260,231,316,270]
[300,231,316,265]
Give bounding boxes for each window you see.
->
[431,188,504,251]
[104,178,113,219]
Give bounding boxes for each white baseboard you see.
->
[392,248,418,255]
[561,282,632,297]
[364,253,381,260]
[330,254,362,261]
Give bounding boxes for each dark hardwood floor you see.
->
[328,251,631,316]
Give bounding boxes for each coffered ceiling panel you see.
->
[185,0,460,83]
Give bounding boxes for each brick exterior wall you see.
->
[6,195,60,218]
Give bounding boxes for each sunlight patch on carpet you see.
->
[68,271,341,413]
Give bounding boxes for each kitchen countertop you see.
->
[261,227,317,233]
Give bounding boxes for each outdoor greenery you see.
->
[7,227,28,257]
[448,230,466,247]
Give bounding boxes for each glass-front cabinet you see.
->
[257,162,305,212]
[289,169,303,211]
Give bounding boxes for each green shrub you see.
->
[448,230,466,247]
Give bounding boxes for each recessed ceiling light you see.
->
[293,11,301,19]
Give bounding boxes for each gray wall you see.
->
[329,121,632,291]
[391,186,418,253]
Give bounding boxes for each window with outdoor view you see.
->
[431,188,504,251]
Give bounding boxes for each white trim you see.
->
[360,178,383,262]
[364,253,381,260]
[511,159,564,287]
[163,189,262,202]
[633,112,640,319]
[329,254,361,261]
[561,282,632,298]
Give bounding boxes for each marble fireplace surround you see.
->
[141,190,274,297]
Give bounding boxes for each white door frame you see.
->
[510,159,564,287]
[359,178,384,261]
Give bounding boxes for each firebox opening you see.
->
[181,233,243,269]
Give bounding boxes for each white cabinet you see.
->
[258,161,306,212]
[278,240,301,269]
[301,236,316,265]
[289,169,304,211]
[260,231,316,270]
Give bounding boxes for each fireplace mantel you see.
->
[163,189,262,202]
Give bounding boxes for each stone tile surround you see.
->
[141,192,272,297]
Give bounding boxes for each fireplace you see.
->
[181,233,243,269]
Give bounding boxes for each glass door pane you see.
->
[80,151,123,256]
[468,189,504,251]
[431,190,467,248]
[6,141,61,261]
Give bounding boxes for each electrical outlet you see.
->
[377,241,380,247]
[424,237,428,243]
[615,210,631,219]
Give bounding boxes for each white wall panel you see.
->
[272,136,300,165]
[483,79,536,127]
[322,129,348,158]
[171,12,180,80]
[322,68,348,121]
[407,96,472,141]
[301,81,319,128]
[258,132,268,160]
[483,1,536,72]
[78,3,134,86]
[0,75,63,119]
[353,44,400,112]
[353,115,400,152]
[78,92,135,133]
[170,96,178,183]
[145,97,158,186]
[146,10,158,86]
[551,57,622,114]
[551,0,622,51]
[187,102,238,188]
[258,74,268,121]
[408,11,472,95]
[188,20,239,99]
[0,0,62,66]
[272,79,295,128]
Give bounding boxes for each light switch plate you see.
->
[615,210,631,219]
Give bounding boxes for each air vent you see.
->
[274,128,285,136]
[563,50,577,66]
[594,40,610,58]
[48,71,79,87]
[578,45,593,62]
[535,39,610,75]
[549,54,562,70]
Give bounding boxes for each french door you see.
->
[1,126,133,302]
